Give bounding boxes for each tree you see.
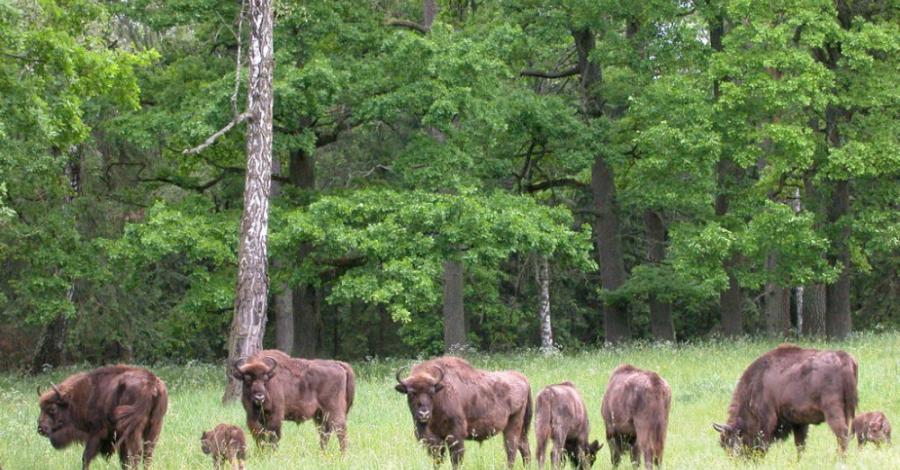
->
[222,0,275,401]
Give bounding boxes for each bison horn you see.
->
[263,356,278,374]
[50,383,62,400]
[395,366,407,385]
[36,386,42,397]
[433,366,445,386]
[712,422,733,434]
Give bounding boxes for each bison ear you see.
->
[394,383,408,394]
[433,383,444,393]
[713,423,733,434]
[231,360,245,380]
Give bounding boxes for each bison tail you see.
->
[521,390,534,441]
[843,356,859,423]
[341,363,356,412]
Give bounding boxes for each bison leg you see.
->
[119,430,145,469]
[447,433,466,469]
[629,441,641,468]
[792,424,809,457]
[824,409,850,454]
[535,423,550,469]
[314,411,332,450]
[607,434,623,468]
[331,416,349,453]
[82,436,103,470]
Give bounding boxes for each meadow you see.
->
[1,333,897,469]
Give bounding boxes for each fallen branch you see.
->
[386,18,429,34]
[182,112,250,155]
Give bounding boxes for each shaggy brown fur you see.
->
[714,344,858,457]
[394,356,532,469]
[852,411,891,447]
[232,349,355,452]
[201,424,247,470]
[535,381,602,469]
[601,365,671,470]
[37,365,168,469]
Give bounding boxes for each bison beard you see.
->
[233,349,355,452]
[36,365,168,469]
[714,344,859,457]
[535,381,602,470]
[394,356,532,469]
[601,364,671,470]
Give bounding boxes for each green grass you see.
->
[1,333,898,469]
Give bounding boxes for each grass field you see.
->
[1,333,897,469]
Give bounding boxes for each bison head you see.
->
[394,366,445,424]
[713,421,761,457]
[37,384,76,449]
[200,431,213,455]
[566,439,602,469]
[866,416,890,443]
[232,356,278,406]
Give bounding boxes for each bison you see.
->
[713,344,858,457]
[601,364,671,470]
[852,411,891,447]
[201,423,247,469]
[394,356,532,469]
[232,349,355,452]
[37,365,168,469]
[535,381,602,469]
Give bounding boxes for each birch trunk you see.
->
[224,0,274,402]
[535,257,553,351]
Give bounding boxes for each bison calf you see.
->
[394,356,532,469]
[601,365,671,470]
[201,424,247,469]
[853,411,891,447]
[233,349,355,451]
[535,381,602,469]
[37,365,168,469]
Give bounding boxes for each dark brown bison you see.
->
[852,411,891,447]
[713,344,858,457]
[201,423,247,469]
[601,364,671,470]
[232,349,355,451]
[394,356,532,469]
[37,365,168,469]
[535,381,602,469]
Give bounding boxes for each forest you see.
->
[0,0,897,371]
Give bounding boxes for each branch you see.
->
[520,65,581,79]
[182,112,249,155]
[526,178,587,192]
[385,18,429,34]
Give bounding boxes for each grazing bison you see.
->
[201,424,247,469]
[232,349,355,451]
[535,381,602,470]
[852,411,891,447]
[37,365,168,469]
[713,344,858,457]
[394,356,532,469]
[601,365,671,470]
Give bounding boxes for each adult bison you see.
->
[37,365,168,469]
[394,356,532,469]
[713,344,858,457]
[535,381,601,470]
[601,365,671,470]
[232,349,355,451]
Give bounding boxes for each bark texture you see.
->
[535,257,553,351]
[225,0,274,402]
[826,179,852,339]
[764,253,790,337]
[271,157,293,354]
[802,283,827,337]
[643,210,675,341]
[442,259,466,352]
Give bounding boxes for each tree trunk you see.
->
[803,283,827,336]
[535,257,553,351]
[764,253,790,336]
[224,0,274,402]
[271,157,294,354]
[643,210,675,342]
[571,27,630,344]
[31,150,81,374]
[288,148,319,357]
[443,259,466,352]
[710,16,744,337]
[826,179,852,339]
[423,0,437,30]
